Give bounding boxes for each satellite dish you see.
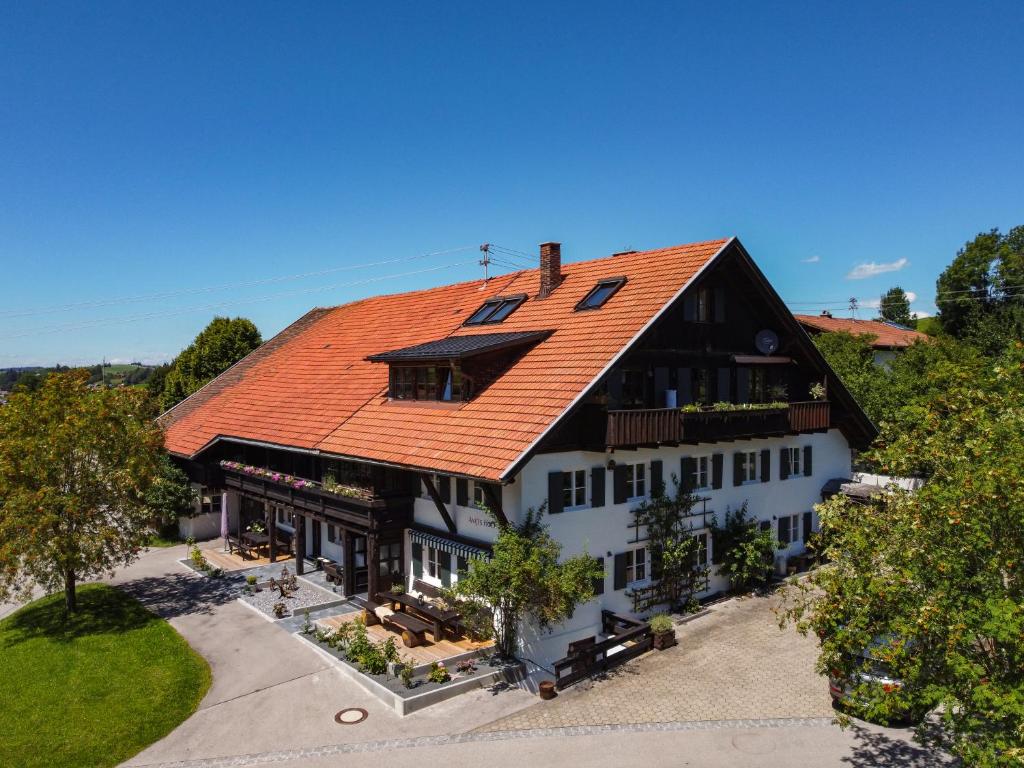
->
[755,329,779,355]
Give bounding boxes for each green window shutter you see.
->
[613,464,628,504]
[778,516,790,543]
[439,476,451,503]
[457,555,468,575]
[590,466,606,507]
[650,460,664,497]
[592,556,605,596]
[760,449,771,483]
[803,446,813,477]
[439,551,452,587]
[711,532,724,565]
[681,456,696,492]
[759,520,771,532]
[548,471,564,514]
[712,453,723,489]
[456,478,469,506]
[803,511,813,541]
[613,552,628,591]
[411,542,423,578]
[780,448,791,480]
[733,452,744,486]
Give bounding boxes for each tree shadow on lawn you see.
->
[0,584,156,646]
[116,570,244,620]
[841,720,955,767]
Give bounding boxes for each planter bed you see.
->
[240,581,340,619]
[296,632,522,715]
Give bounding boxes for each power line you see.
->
[0,259,480,340]
[0,245,477,319]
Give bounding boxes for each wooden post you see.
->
[267,502,276,562]
[294,513,305,575]
[343,528,355,597]
[367,531,380,601]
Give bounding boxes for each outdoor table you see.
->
[379,590,460,641]
[240,532,270,556]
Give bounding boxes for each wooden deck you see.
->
[316,611,493,665]
[200,547,295,572]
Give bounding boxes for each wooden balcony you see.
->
[606,401,831,448]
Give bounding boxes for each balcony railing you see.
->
[606,401,831,448]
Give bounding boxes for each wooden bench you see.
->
[321,560,343,586]
[412,579,442,599]
[385,611,432,648]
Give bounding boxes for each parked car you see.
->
[828,636,927,724]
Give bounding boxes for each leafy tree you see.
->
[632,481,706,612]
[782,343,1024,765]
[936,226,1024,353]
[144,454,197,534]
[452,507,602,658]
[161,317,261,410]
[878,286,913,326]
[914,316,943,336]
[0,370,164,613]
[812,331,887,423]
[710,502,779,592]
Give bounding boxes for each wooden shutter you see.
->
[590,466,606,508]
[760,449,771,483]
[650,460,664,497]
[733,452,744,486]
[778,516,790,543]
[548,471,564,514]
[717,368,732,403]
[804,446,813,476]
[613,552,628,591]
[593,556,605,596]
[411,542,423,578]
[613,464,628,504]
[439,476,451,504]
[680,456,696,492]
[803,511,813,541]
[780,448,791,480]
[711,532,724,565]
[712,453,723,489]
[759,520,771,532]
[439,551,452,587]
[456,478,469,506]
[714,287,726,323]
[678,367,693,404]
[457,555,468,575]
[683,295,696,322]
[736,367,750,404]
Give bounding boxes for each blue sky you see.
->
[2,2,1021,367]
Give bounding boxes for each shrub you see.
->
[399,663,414,688]
[649,613,674,634]
[272,602,286,619]
[455,658,476,674]
[246,574,257,586]
[427,661,450,684]
[710,503,779,593]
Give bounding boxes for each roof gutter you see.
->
[497,237,736,482]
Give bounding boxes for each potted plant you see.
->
[650,613,676,650]
[538,680,557,700]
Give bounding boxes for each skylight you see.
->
[464,294,526,325]
[576,277,626,311]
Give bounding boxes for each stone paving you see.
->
[476,593,834,732]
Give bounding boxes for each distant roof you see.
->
[794,314,929,350]
[366,331,550,363]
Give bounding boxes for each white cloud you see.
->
[801,255,821,264]
[846,258,909,280]
[913,310,932,318]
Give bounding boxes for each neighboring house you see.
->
[160,237,875,664]
[794,311,929,367]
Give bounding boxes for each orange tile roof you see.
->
[161,238,731,481]
[793,314,929,349]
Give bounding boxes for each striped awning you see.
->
[409,529,491,561]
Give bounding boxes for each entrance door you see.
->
[378,541,403,591]
[353,535,368,592]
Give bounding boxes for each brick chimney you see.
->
[820,310,833,318]
[538,242,562,298]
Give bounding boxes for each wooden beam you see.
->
[294,514,305,575]
[481,483,510,529]
[419,473,457,535]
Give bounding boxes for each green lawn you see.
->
[0,584,211,768]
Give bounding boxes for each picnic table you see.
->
[378,590,460,642]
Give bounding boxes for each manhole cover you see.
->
[334,708,368,725]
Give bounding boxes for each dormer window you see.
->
[464,294,527,325]
[391,365,466,402]
[576,277,626,311]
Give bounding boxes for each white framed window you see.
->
[778,514,802,546]
[691,456,711,490]
[326,524,337,544]
[625,463,646,499]
[275,505,293,527]
[425,546,440,578]
[785,447,801,478]
[739,451,758,483]
[625,546,648,584]
[200,487,222,516]
[693,532,709,568]
[473,481,486,508]
[563,469,587,510]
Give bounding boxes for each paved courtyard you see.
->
[479,593,834,731]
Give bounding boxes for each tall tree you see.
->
[161,317,261,410]
[0,371,164,612]
[878,286,913,326]
[812,331,887,424]
[782,343,1024,766]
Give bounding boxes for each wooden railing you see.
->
[606,401,831,447]
[553,611,653,690]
